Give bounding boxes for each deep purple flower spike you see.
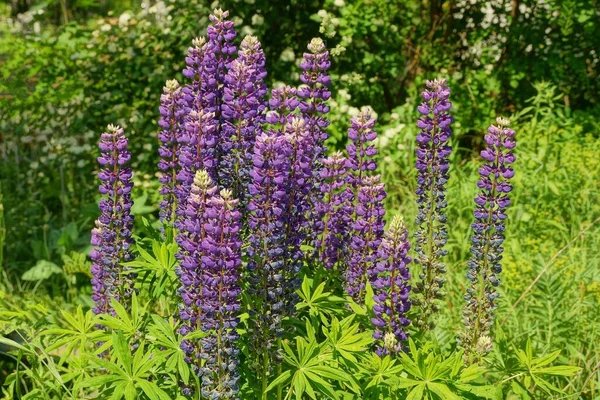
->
[460,117,516,362]
[314,151,353,269]
[90,125,135,315]
[198,188,243,398]
[372,215,412,356]
[345,175,386,303]
[158,79,188,226]
[221,35,268,203]
[412,78,453,330]
[298,37,332,161]
[247,128,292,377]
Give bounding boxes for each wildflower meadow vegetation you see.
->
[1,2,600,400]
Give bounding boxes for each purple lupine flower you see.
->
[412,78,453,330]
[178,36,221,222]
[265,85,299,127]
[198,188,242,398]
[345,109,378,186]
[298,38,332,248]
[204,9,237,185]
[246,129,292,377]
[372,215,412,356]
[90,125,134,315]
[460,117,516,361]
[176,109,218,228]
[264,88,308,319]
[282,116,314,284]
[314,151,352,269]
[221,35,268,202]
[298,38,331,158]
[176,170,217,375]
[158,79,188,225]
[345,175,386,303]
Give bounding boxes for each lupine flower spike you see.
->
[158,79,187,225]
[247,129,292,382]
[90,125,135,315]
[282,116,314,299]
[345,175,386,303]
[412,78,453,330]
[199,189,243,399]
[342,109,382,302]
[298,37,332,161]
[460,117,516,363]
[346,109,378,186]
[205,9,237,185]
[176,170,217,377]
[178,37,219,222]
[372,215,412,356]
[314,151,352,269]
[221,35,268,204]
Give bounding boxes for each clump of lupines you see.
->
[158,79,188,224]
[345,175,386,302]
[412,78,453,330]
[177,170,217,377]
[198,189,242,398]
[314,151,352,269]
[221,35,268,202]
[90,8,527,394]
[460,117,516,362]
[90,125,134,314]
[372,215,412,356]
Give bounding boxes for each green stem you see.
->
[261,349,269,400]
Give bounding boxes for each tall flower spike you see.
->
[178,37,219,222]
[176,110,218,228]
[176,170,217,377]
[345,109,378,186]
[278,115,317,322]
[265,85,300,127]
[198,189,243,399]
[314,151,352,269]
[204,8,237,185]
[158,79,188,225]
[298,38,332,248]
[345,175,386,303]
[246,129,292,384]
[298,37,332,158]
[372,215,412,356]
[412,78,453,330]
[221,35,268,203]
[460,117,516,363]
[90,125,134,315]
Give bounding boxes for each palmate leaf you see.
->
[358,353,403,390]
[99,294,146,337]
[297,275,346,322]
[40,306,102,365]
[83,331,170,399]
[147,315,190,384]
[323,315,373,363]
[123,240,178,299]
[392,339,494,399]
[513,337,581,396]
[268,335,349,400]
